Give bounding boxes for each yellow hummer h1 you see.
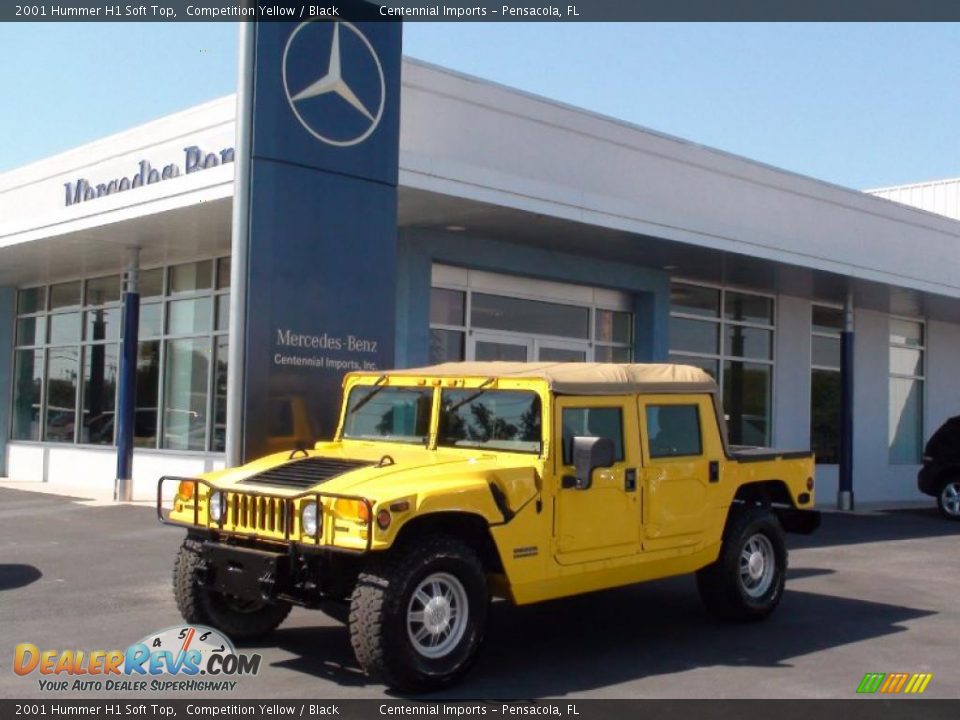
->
[159,362,819,690]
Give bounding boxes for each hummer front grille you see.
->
[227,493,295,536]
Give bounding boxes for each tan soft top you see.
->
[363,362,717,396]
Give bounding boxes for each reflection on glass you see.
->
[724,325,772,360]
[81,343,118,445]
[216,295,230,332]
[538,346,586,362]
[811,369,840,464]
[724,292,773,325]
[670,317,719,355]
[595,345,633,363]
[139,302,163,338]
[812,306,843,334]
[212,337,228,452]
[16,316,45,346]
[646,405,702,458]
[162,338,209,451]
[45,347,79,442]
[84,308,119,342]
[136,341,161,448]
[430,288,466,326]
[85,275,121,305]
[48,312,82,344]
[169,260,213,294]
[430,329,464,363]
[439,390,542,453]
[812,335,841,369]
[342,387,433,444]
[889,377,922,464]
[50,281,81,310]
[670,283,720,318]
[595,310,632,344]
[471,293,589,339]
[167,297,212,335]
[217,257,231,290]
[669,353,718,380]
[723,360,771,446]
[475,341,528,362]
[12,349,43,440]
[140,268,164,298]
[890,347,923,377]
[18,287,45,314]
[890,319,923,348]
[561,407,624,464]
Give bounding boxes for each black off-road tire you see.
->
[349,535,489,692]
[936,479,960,521]
[696,507,787,622]
[173,536,292,640]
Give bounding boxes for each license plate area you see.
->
[201,542,287,601]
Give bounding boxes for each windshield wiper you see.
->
[348,375,388,415]
[446,377,497,413]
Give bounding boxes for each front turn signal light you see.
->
[178,481,195,501]
[333,499,371,524]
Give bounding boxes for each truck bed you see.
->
[729,445,814,463]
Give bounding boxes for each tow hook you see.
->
[258,571,276,601]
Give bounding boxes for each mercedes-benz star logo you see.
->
[282,21,386,147]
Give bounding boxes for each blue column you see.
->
[838,291,855,511]
[115,250,140,500]
[0,287,14,476]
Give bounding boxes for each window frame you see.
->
[888,315,925,465]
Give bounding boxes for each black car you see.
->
[918,416,960,520]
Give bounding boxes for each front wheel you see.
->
[173,538,291,640]
[696,507,787,622]
[349,535,489,691]
[937,479,960,520]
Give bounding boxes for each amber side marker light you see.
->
[178,481,195,501]
[807,477,814,491]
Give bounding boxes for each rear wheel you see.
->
[173,537,291,640]
[697,507,787,622]
[348,535,488,691]
[937,480,960,520]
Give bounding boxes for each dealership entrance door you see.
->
[430,265,635,364]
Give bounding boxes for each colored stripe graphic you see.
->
[880,672,910,693]
[904,674,933,694]
[857,673,886,693]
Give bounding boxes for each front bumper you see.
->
[157,475,374,553]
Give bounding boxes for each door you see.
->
[470,332,532,361]
[638,395,716,551]
[553,396,641,564]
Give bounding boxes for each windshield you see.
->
[342,386,433,444]
[438,389,542,454]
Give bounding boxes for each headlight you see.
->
[301,502,320,537]
[208,491,225,523]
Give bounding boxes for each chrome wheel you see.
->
[941,482,960,517]
[739,533,776,598]
[406,572,469,659]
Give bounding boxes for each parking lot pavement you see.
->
[1,486,958,700]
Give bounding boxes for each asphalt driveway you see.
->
[1,487,957,699]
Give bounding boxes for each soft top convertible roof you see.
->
[363,362,717,396]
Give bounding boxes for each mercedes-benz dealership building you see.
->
[2,51,959,506]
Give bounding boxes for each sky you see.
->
[2,22,959,189]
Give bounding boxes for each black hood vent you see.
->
[240,456,374,490]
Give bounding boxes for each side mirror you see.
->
[572,436,616,490]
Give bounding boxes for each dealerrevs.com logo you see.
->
[13,625,261,692]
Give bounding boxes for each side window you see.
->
[561,407,624,465]
[646,404,702,459]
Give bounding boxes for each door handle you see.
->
[709,460,720,483]
[625,468,637,492]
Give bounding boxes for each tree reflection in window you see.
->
[439,390,542,453]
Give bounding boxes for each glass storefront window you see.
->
[595,345,633,363]
[12,349,43,440]
[169,260,213,294]
[167,297,213,335]
[11,258,229,453]
[430,329,464,363]
[162,338,210,451]
[595,310,632,344]
[44,347,79,442]
[80,343,118,445]
[670,282,774,446]
[811,304,842,465]
[430,288,465,326]
[50,281,81,310]
[889,318,924,464]
[471,293,590,339]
